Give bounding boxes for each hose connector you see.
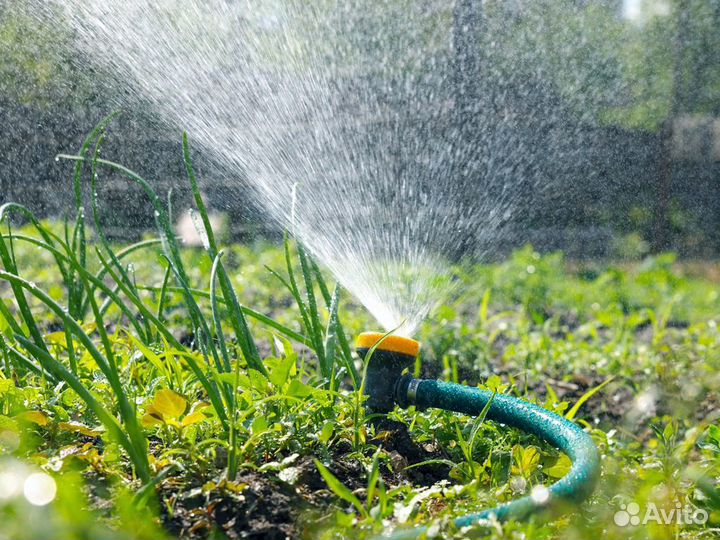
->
[356,332,419,413]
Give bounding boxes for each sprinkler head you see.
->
[356,332,419,413]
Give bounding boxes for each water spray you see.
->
[356,332,600,538]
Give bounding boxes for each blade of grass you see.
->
[0,229,50,358]
[183,134,264,375]
[314,459,368,518]
[281,234,313,337]
[67,112,121,320]
[79,142,201,349]
[210,252,241,479]
[156,263,172,325]
[88,134,145,316]
[0,334,52,382]
[296,242,326,374]
[311,258,356,383]
[209,252,232,374]
[0,204,69,278]
[565,376,615,420]
[57,154,189,284]
[0,291,24,336]
[75,255,150,469]
[70,112,120,305]
[161,254,227,377]
[325,284,357,387]
[70,111,120,246]
[323,286,340,387]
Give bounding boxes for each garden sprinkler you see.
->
[356,331,600,538]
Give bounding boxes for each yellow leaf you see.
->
[44,332,68,348]
[81,322,97,334]
[58,421,103,437]
[145,404,163,419]
[224,481,248,494]
[142,413,164,428]
[181,410,208,428]
[16,411,49,426]
[151,389,187,419]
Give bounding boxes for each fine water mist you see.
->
[41,0,596,336]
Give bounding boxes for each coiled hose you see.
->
[356,332,601,539]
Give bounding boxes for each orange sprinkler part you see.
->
[356,332,420,358]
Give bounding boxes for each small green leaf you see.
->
[251,415,268,434]
[247,369,270,393]
[126,332,166,374]
[318,421,334,444]
[287,379,313,398]
[217,372,238,386]
[512,445,540,478]
[266,355,296,388]
[484,375,508,393]
[544,453,572,479]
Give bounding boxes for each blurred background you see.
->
[1,0,719,258]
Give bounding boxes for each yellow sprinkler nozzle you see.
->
[355,332,420,358]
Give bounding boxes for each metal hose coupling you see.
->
[355,331,601,533]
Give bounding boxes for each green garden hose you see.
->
[356,332,601,538]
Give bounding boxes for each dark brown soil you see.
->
[161,472,303,540]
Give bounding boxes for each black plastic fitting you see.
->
[356,347,415,413]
